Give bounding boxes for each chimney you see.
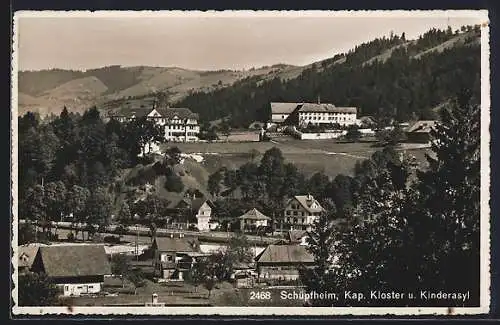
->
[317,94,321,104]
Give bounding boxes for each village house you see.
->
[405,120,438,143]
[277,194,324,232]
[18,244,40,274]
[108,99,200,143]
[286,230,309,246]
[151,235,203,281]
[30,244,111,297]
[269,102,302,125]
[255,244,315,281]
[167,195,215,232]
[238,208,271,233]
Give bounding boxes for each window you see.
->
[88,285,94,289]
[64,285,69,291]
[301,218,305,223]
[286,211,291,215]
[301,212,304,216]
[293,211,298,216]
[293,218,297,224]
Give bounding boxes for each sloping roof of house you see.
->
[289,195,324,213]
[238,208,271,221]
[155,107,199,120]
[287,230,308,243]
[167,196,214,211]
[406,120,438,133]
[270,102,301,114]
[255,245,314,264]
[298,103,357,114]
[191,198,215,212]
[36,245,111,278]
[18,244,40,269]
[153,237,199,253]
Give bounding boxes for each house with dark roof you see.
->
[31,244,111,296]
[255,244,315,280]
[277,194,324,232]
[270,102,301,124]
[406,120,437,143]
[167,194,215,232]
[151,235,203,281]
[286,230,309,245]
[108,101,200,143]
[18,244,40,274]
[238,208,271,232]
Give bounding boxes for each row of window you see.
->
[300,112,355,116]
[301,116,354,121]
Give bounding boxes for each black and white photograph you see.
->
[10,10,490,316]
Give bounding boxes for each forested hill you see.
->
[175,25,481,127]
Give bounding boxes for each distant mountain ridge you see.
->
[17,25,481,119]
[17,63,302,116]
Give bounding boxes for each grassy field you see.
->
[167,139,431,178]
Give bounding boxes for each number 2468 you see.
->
[249,291,272,300]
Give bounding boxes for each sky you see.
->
[15,11,486,71]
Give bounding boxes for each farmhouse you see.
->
[109,101,200,143]
[18,244,40,274]
[151,235,202,281]
[167,196,215,232]
[238,208,271,232]
[277,195,324,232]
[255,244,314,280]
[270,102,302,124]
[406,120,437,143]
[31,244,111,297]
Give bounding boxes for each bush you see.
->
[66,232,75,241]
[103,235,121,244]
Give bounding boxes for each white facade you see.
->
[271,113,291,123]
[298,111,357,126]
[60,282,103,296]
[147,109,200,143]
[195,202,212,232]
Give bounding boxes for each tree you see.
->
[300,210,338,306]
[66,185,90,239]
[345,125,362,142]
[187,259,207,293]
[127,269,146,295]
[204,276,216,298]
[164,170,184,193]
[118,201,132,225]
[111,254,130,287]
[149,222,157,243]
[18,272,59,306]
[164,146,182,166]
[115,224,128,241]
[208,250,235,281]
[219,120,231,141]
[23,185,46,231]
[228,233,254,263]
[207,170,223,197]
[19,223,36,245]
[85,187,112,228]
[416,89,480,298]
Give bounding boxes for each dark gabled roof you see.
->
[155,107,199,120]
[288,195,324,213]
[191,198,214,212]
[153,237,199,253]
[238,208,271,221]
[270,102,301,115]
[36,245,111,278]
[255,245,314,264]
[298,103,357,114]
[287,230,308,243]
[18,244,40,269]
[406,120,438,133]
